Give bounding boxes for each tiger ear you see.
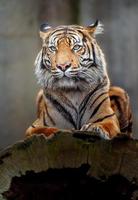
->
[39,23,52,40]
[86,20,104,36]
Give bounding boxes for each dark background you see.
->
[0,0,138,149]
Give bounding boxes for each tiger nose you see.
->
[56,63,71,72]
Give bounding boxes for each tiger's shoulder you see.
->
[36,89,45,118]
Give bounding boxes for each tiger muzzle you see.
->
[56,63,71,72]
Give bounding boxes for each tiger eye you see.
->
[73,44,82,51]
[49,46,57,52]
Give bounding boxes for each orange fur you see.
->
[26,126,59,137]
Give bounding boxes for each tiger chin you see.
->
[26,20,132,140]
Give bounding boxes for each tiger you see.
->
[26,20,132,139]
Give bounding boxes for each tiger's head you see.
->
[35,21,109,91]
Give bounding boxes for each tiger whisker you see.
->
[69,69,80,72]
[68,72,78,75]
[52,72,61,75]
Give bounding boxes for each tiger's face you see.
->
[35,21,108,91]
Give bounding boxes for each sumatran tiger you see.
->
[26,21,132,139]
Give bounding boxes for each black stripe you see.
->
[90,92,108,109]
[87,43,91,58]
[41,49,50,69]
[52,33,64,39]
[40,50,46,69]
[49,28,73,38]
[40,60,46,69]
[121,122,132,133]
[82,35,87,43]
[78,83,106,129]
[42,46,47,54]
[80,49,86,56]
[45,93,76,128]
[76,30,88,44]
[79,76,107,116]
[110,96,121,111]
[90,96,109,119]
[91,44,96,65]
[79,83,103,115]
[50,29,66,36]
[77,30,85,37]
[82,58,93,62]
[43,111,47,126]
[70,35,78,43]
[93,113,115,123]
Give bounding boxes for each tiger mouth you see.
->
[52,70,79,79]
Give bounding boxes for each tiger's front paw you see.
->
[81,123,110,140]
[25,126,59,138]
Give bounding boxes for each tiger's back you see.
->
[109,86,132,136]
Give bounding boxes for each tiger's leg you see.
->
[81,96,120,139]
[81,114,120,139]
[25,118,59,138]
[109,86,132,137]
[25,90,59,138]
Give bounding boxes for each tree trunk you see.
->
[0,131,138,200]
